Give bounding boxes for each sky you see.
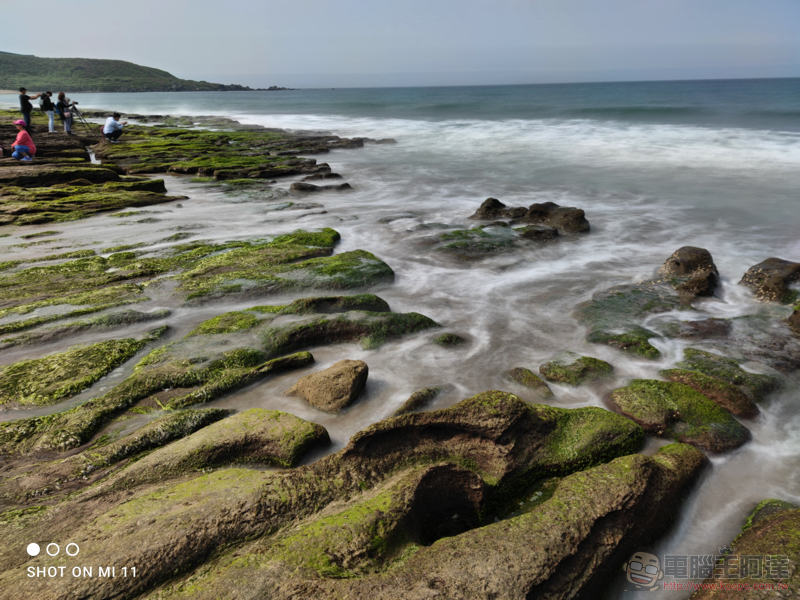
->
[2,0,799,87]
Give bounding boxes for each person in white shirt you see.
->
[103,113,128,143]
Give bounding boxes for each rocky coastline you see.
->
[0,107,797,599]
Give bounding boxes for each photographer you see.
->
[39,91,56,133]
[103,112,128,143]
[18,87,41,131]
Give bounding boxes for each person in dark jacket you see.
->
[56,92,74,135]
[39,91,56,133]
[19,87,41,131]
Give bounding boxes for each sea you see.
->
[1,78,799,598]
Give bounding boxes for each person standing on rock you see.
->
[39,91,56,133]
[103,113,128,143]
[56,92,74,135]
[10,120,36,161]
[18,87,40,132]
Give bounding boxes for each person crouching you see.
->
[11,120,36,161]
[103,112,128,143]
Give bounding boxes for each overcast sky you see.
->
[3,0,799,87]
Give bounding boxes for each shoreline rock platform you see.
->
[0,107,797,599]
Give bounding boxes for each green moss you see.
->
[433,333,465,347]
[678,348,779,402]
[0,309,170,348]
[586,326,661,359]
[506,367,553,397]
[0,338,150,408]
[608,379,750,451]
[0,351,315,454]
[539,352,613,385]
[19,230,61,239]
[189,311,259,335]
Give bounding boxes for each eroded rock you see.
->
[285,359,368,412]
[740,257,800,303]
[393,386,444,416]
[506,367,554,397]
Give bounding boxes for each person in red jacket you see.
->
[11,120,36,161]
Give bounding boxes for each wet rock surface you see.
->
[1,391,653,599]
[539,351,613,385]
[506,367,554,397]
[469,198,590,233]
[607,379,751,452]
[690,499,800,599]
[740,257,800,303]
[393,386,444,416]
[285,359,369,413]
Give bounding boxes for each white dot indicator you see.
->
[26,543,40,556]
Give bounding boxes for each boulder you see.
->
[539,351,613,385]
[301,172,342,181]
[740,257,800,303]
[290,181,352,193]
[660,246,719,297]
[677,348,779,403]
[433,332,465,347]
[664,318,732,340]
[607,379,751,452]
[517,224,559,241]
[506,367,554,397]
[660,369,759,419]
[285,359,369,412]
[522,202,590,233]
[469,198,528,220]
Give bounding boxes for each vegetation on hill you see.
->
[0,51,254,93]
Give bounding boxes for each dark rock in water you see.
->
[660,246,719,297]
[740,257,800,303]
[517,224,559,241]
[469,199,590,233]
[290,182,352,193]
[393,386,444,416]
[660,246,717,277]
[607,379,750,452]
[522,202,590,233]
[660,368,759,419]
[374,138,397,144]
[790,309,800,335]
[663,318,732,340]
[691,499,800,598]
[301,172,343,181]
[677,348,780,403]
[285,359,368,413]
[470,198,528,220]
[539,351,613,385]
[433,332,465,347]
[505,367,553,397]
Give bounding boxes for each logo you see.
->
[623,551,664,591]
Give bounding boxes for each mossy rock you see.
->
[678,348,779,402]
[0,409,231,506]
[393,387,443,416]
[539,351,613,385]
[660,368,758,419]
[0,309,170,349]
[0,351,315,455]
[578,282,686,359]
[505,367,553,397]
[432,332,465,347]
[5,390,646,599]
[607,379,750,452]
[0,337,154,409]
[691,499,800,598]
[105,409,329,490]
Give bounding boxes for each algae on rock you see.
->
[539,351,613,385]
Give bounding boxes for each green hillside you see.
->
[0,51,254,93]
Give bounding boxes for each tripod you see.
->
[70,105,94,135]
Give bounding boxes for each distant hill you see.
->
[0,51,256,93]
